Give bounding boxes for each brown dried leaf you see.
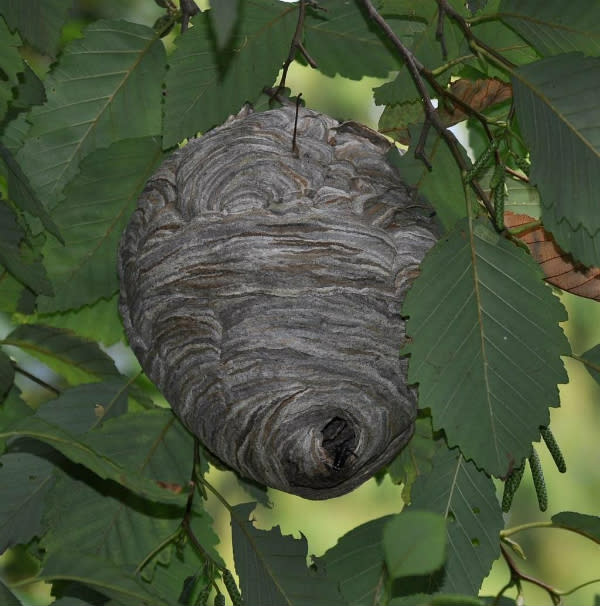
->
[505,211,600,301]
[439,78,513,127]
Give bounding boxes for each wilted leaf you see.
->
[512,53,600,268]
[317,516,391,605]
[403,217,570,477]
[17,20,165,207]
[410,446,503,595]
[504,211,600,301]
[231,502,344,606]
[438,79,512,125]
[163,1,297,148]
[383,511,447,578]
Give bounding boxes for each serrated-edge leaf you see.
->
[17,19,165,207]
[0,450,55,553]
[37,137,163,312]
[317,515,392,605]
[231,502,344,606]
[1,324,118,384]
[163,1,297,148]
[410,446,504,595]
[40,551,169,606]
[552,511,600,543]
[0,415,186,505]
[0,0,72,57]
[0,142,62,242]
[499,0,600,57]
[512,53,600,266]
[403,217,569,476]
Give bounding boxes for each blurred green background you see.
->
[1,1,599,604]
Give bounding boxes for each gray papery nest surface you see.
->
[118,105,438,499]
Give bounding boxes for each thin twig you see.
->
[180,0,199,33]
[361,0,496,217]
[13,364,60,396]
[498,544,562,605]
[275,0,318,95]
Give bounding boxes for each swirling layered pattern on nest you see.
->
[118,105,438,499]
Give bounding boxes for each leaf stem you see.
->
[501,520,553,538]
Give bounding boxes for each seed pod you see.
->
[119,106,438,499]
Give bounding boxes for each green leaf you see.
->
[0,385,32,453]
[37,137,163,312]
[31,294,124,346]
[391,593,485,605]
[378,101,424,143]
[0,198,53,295]
[0,142,62,242]
[384,510,447,579]
[317,516,391,605]
[303,0,414,81]
[499,0,600,57]
[0,16,23,122]
[17,20,165,207]
[40,552,169,606]
[35,377,131,434]
[0,349,14,400]
[0,577,22,606]
[0,0,72,57]
[410,446,503,595]
[386,127,467,231]
[512,53,600,267]
[231,502,344,606]
[1,324,118,384]
[0,450,55,553]
[580,344,600,387]
[403,217,569,476]
[163,1,297,148]
[387,416,439,502]
[0,415,186,505]
[551,511,600,544]
[210,0,240,49]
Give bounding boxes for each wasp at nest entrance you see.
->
[118,105,438,499]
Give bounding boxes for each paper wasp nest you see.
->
[118,105,438,499]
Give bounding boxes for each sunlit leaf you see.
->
[37,137,163,312]
[403,218,570,477]
[384,510,446,578]
[1,324,118,384]
[410,446,503,594]
[317,516,391,605]
[17,20,165,207]
[231,502,344,606]
[500,0,600,56]
[512,53,600,268]
[163,1,297,148]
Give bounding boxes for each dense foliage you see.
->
[1,1,599,604]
